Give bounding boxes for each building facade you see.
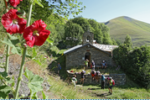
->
[64,30,118,69]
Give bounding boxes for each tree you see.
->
[94,28,103,43]
[71,16,90,32]
[124,34,132,49]
[64,21,84,47]
[112,38,117,45]
[88,19,98,30]
[19,0,86,21]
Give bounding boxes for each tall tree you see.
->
[124,34,133,49]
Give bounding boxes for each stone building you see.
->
[64,30,118,69]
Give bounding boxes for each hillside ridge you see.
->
[104,16,150,46]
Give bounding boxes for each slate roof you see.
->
[64,43,118,55]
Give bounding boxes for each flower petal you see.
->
[9,0,21,7]
[34,30,50,46]
[1,9,26,34]
[30,19,47,32]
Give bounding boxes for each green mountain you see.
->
[105,16,150,46]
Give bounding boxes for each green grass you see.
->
[106,16,150,47]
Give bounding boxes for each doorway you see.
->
[85,52,91,67]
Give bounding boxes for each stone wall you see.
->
[65,45,113,69]
[67,71,126,86]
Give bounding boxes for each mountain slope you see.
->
[105,16,150,46]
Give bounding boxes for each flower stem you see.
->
[3,0,7,9]
[14,47,27,99]
[3,0,9,73]
[5,45,10,73]
[14,3,33,99]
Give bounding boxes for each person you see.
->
[80,70,85,85]
[71,75,77,87]
[92,60,95,70]
[108,77,114,95]
[57,63,61,74]
[101,74,105,89]
[91,70,96,81]
[84,59,89,69]
[102,60,107,69]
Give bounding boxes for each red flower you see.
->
[9,0,23,7]
[1,9,27,34]
[23,20,50,47]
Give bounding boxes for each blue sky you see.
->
[69,0,150,23]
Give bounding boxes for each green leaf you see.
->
[0,72,7,79]
[34,0,44,8]
[1,38,21,55]
[33,59,42,66]
[0,91,7,99]
[32,47,37,57]
[11,47,21,55]
[31,92,38,99]
[24,68,44,94]
[0,85,11,94]
[42,91,48,99]
[46,38,53,45]
[24,67,33,81]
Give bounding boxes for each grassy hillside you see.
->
[105,16,150,46]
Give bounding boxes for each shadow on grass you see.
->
[87,87,101,90]
[94,93,110,97]
[47,49,68,80]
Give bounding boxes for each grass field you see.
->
[105,16,150,46]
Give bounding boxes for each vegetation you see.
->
[63,17,115,48]
[113,35,150,89]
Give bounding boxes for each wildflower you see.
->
[23,19,50,47]
[9,0,23,7]
[1,9,27,34]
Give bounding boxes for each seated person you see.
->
[102,60,107,69]
[71,75,77,87]
[91,70,96,81]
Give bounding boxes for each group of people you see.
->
[58,60,114,95]
[101,75,115,95]
[84,59,107,69]
[71,69,115,95]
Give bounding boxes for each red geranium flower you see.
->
[23,20,50,47]
[9,0,23,7]
[1,9,27,34]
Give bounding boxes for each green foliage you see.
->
[0,72,15,99]
[64,21,84,46]
[20,0,85,21]
[71,17,90,32]
[42,91,48,99]
[1,34,22,55]
[124,34,133,49]
[24,67,44,98]
[0,85,11,99]
[63,17,115,46]
[94,28,103,43]
[113,35,150,88]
